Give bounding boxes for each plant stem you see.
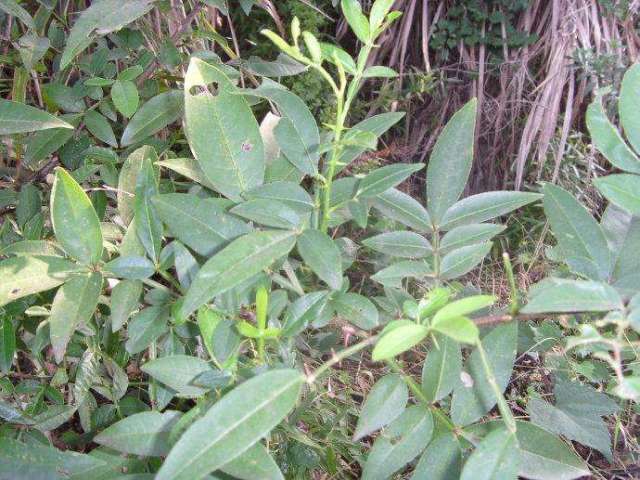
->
[475,340,517,433]
[306,335,378,384]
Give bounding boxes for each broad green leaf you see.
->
[421,334,462,402]
[84,110,117,147]
[112,79,139,118]
[341,0,370,43]
[153,194,249,256]
[297,230,343,290]
[0,401,33,424]
[24,113,80,169]
[104,255,155,280]
[0,240,63,257]
[94,410,182,456]
[370,0,395,31]
[451,322,517,426]
[244,53,307,77]
[0,438,106,479]
[157,369,303,480]
[60,0,155,70]
[51,168,103,264]
[246,83,320,175]
[372,188,431,232]
[0,255,79,306]
[543,183,611,280]
[181,230,297,316]
[121,90,184,146]
[439,241,492,280]
[184,57,264,201]
[125,306,168,355]
[522,278,623,313]
[0,0,35,29]
[117,146,155,224]
[0,99,73,135]
[157,157,215,190]
[221,442,284,480]
[142,355,215,397]
[411,432,462,480]
[595,174,640,215]
[361,406,433,480]
[619,63,640,156]
[586,94,640,173]
[320,43,356,74]
[246,181,314,214]
[431,315,479,344]
[363,231,431,258]
[601,205,640,284]
[32,405,76,432]
[230,199,301,229]
[281,291,331,337]
[372,323,429,361]
[134,154,162,262]
[440,223,505,253]
[427,99,477,226]
[440,191,542,230]
[353,374,408,441]
[460,428,518,480]
[432,295,495,323]
[49,272,102,363]
[0,317,15,373]
[111,279,142,332]
[357,163,423,198]
[371,260,432,288]
[332,292,380,330]
[17,32,49,71]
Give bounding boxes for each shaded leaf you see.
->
[297,230,343,290]
[353,374,408,441]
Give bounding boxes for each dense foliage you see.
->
[0,1,638,479]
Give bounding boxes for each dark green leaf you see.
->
[84,110,118,147]
[332,292,379,330]
[460,428,518,480]
[121,90,184,146]
[0,99,72,135]
[297,230,343,290]
[422,334,462,402]
[353,374,408,441]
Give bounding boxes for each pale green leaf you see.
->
[141,355,216,397]
[0,0,35,30]
[341,0,370,43]
[357,163,423,198]
[363,231,431,258]
[372,323,429,361]
[439,242,492,280]
[112,79,139,118]
[595,174,640,215]
[0,99,73,135]
[619,63,640,156]
[372,188,431,232]
[110,279,142,332]
[522,278,623,313]
[432,295,495,323]
[121,90,183,146]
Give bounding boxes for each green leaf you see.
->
[432,295,495,323]
[440,191,542,230]
[104,255,155,280]
[182,230,297,317]
[440,223,505,253]
[141,355,216,397]
[362,66,397,78]
[451,322,517,426]
[460,428,518,480]
[121,90,184,146]
[0,439,106,479]
[60,0,155,70]
[125,306,168,355]
[411,432,462,480]
[297,230,343,290]
[320,43,356,74]
[32,405,77,432]
[157,369,303,480]
[372,188,431,232]
[357,163,423,198]
[23,113,79,169]
[230,199,301,229]
[0,255,79,306]
[372,323,429,361]
[112,79,139,118]
[353,374,408,441]
[439,242,492,280]
[341,0,370,43]
[221,442,284,480]
[421,334,462,402]
[363,231,431,258]
[118,146,156,225]
[361,406,433,480]
[247,83,320,175]
[522,278,623,313]
[595,174,640,215]
[0,0,35,30]
[111,279,142,332]
[51,168,103,265]
[371,260,432,288]
[431,315,479,344]
[332,292,380,330]
[586,94,640,173]
[281,291,331,337]
[84,110,117,147]
[370,0,395,31]
[619,63,640,156]
[184,58,264,201]
[95,410,182,457]
[153,194,249,256]
[543,183,611,280]
[0,317,15,373]
[0,99,73,135]
[17,33,50,70]
[246,181,314,214]
[157,157,215,190]
[134,153,162,262]
[49,272,102,363]
[601,205,640,284]
[427,98,477,226]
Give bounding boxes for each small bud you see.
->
[303,31,322,64]
[291,17,301,46]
